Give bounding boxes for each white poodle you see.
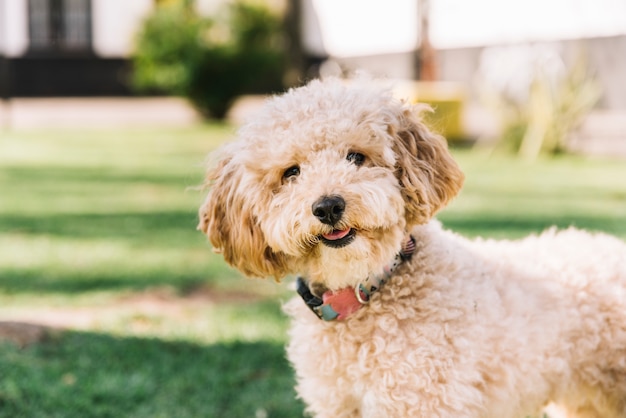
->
[199,78,626,418]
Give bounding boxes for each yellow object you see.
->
[393,81,466,141]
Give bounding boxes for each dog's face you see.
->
[199,78,464,290]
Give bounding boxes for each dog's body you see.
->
[286,222,626,417]
[199,78,626,417]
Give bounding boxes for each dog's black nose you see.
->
[312,195,345,225]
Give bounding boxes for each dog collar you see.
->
[296,235,416,321]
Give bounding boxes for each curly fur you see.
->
[199,77,626,417]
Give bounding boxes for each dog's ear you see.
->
[391,104,464,226]
[198,154,290,280]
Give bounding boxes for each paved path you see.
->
[0,97,202,129]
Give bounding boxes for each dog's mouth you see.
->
[319,228,356,248]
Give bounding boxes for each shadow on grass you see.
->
[2,211,199,245]
[0,330,304,418]
[3,166,196,188]
[0,268,212,295]
[439,213,626,240]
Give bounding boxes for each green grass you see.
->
[0,335,299,418]
[0,125,302,417]
[0,124,625,417]
[1,127,231,294]
[441,151,626,239]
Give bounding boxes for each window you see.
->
[28,0,92,54]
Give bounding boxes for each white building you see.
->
[0,0,153,96]
[1,0,626,111]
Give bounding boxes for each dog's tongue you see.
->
[322,228,351,241]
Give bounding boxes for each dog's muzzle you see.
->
[312,195,356,248]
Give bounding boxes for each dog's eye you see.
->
[282,165,300,181]
[347,152,365,166]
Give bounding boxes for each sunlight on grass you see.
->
[0,233,219,290]
[0,291,290,344]
[1,126,226,272]
[106,300,290,343]
[0,124,296,348]
[0,125,279,340]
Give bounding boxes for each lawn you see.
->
[441,150,626,239]
[0,124,625,417]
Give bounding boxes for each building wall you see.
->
[300,0,419,80]
[437,35,626,110]
[0,0,153,58]
[586,35,626,109]
[92,0,153,58]
[1,0,29,57]
[0,0,156,96]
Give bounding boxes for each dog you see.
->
[198,77,626,418]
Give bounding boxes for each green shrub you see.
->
[133,1,286,119]
[132,4,205,95]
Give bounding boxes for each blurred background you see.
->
[1,0,626,154]
[0,1,625,417]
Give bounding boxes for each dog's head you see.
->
[199,78,464,289]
